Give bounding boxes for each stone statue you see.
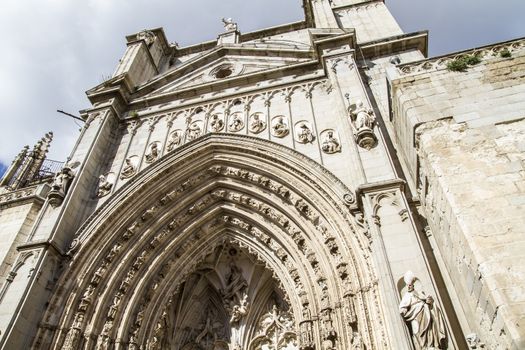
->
[97,174,113,197]
[120,158,136,179]
[229,293,249,324]
[321,130,341,154]
[399,271,447,349]
[48,166,74,207]
[62,312,84,350]
[271,116,289,137]
[249,113,266,133]
[187,122,202,141]
[221,18,238,32]
[223,263,247,301]
[145,143,159,163]
[137,29,156,45]
[209,114,224,132]
[167,130,182,152]
[228,113,244,132]
[350,100,375,131]
[296,122,314,143]
[349,100,377,149]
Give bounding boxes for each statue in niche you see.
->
[97,174,113,197]
[120,158,136,179]
[271,116,289,137]
[321,130,341,154]
[48,166,74,207]
[167,130,182,152]
[296,122,314,143]
[209,114,224,132]
[228,113,244,132]
[223,262,247,302]
[221,18,238,32]
[63,312,84,350]
[145,142,159,163]
[249,113,266,134]
[187,122,202,141]
[399,271,447,349]
[349,100,378,149]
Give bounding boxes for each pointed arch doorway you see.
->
[35,135,387,350]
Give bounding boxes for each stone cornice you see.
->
[0,184,49,209]
[126,60,320,110]
[395,36,525,76]
[173,21,308,57]
[358,30,428,59]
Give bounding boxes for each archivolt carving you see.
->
[36,136,386,350]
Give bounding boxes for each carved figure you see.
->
[187,122,202,141]
[249,113,266,133]
[296,122,314,143]
[48,166,74,207]
[97,174,113,197]
[228,113,244,132]
[349,100,377,149]
[167,130,182,151]
[137,29,156,45]
[350,100,375,131]
[209,114,224,132]
[399,271,447,349]
[223,263,247,301]
[271,116,289,137]
[63,313,84,350]
[321,130,341,153]
[230,293,249,324]
[221,18,238,32]
[145,143,159,163]
[120,158,136,179]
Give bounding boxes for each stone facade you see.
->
[0,1,523,349]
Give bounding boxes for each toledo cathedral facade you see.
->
[0,0,524,349]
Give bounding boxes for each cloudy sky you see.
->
[0,0,523,175]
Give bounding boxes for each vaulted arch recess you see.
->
[33,135,387,350]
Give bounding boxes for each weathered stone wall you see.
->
[390,40,525,348]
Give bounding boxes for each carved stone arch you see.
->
[35,135,387,350]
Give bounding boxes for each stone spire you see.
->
[0,145,29,187]
[8,132,53,189]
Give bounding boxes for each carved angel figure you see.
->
[221,18,238,32]
[209,114,224,132]
[296,123,314,143]
[271,116,289,137]
[228,113,244,132]
[167,130,182,151]
[249,113,266,133]
[120,158,136,179]
[145,143,159,163]
[321,131,341,154]
[399,271,447,349]
[97,174,113,197]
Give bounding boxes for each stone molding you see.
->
[397,37,525,76]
